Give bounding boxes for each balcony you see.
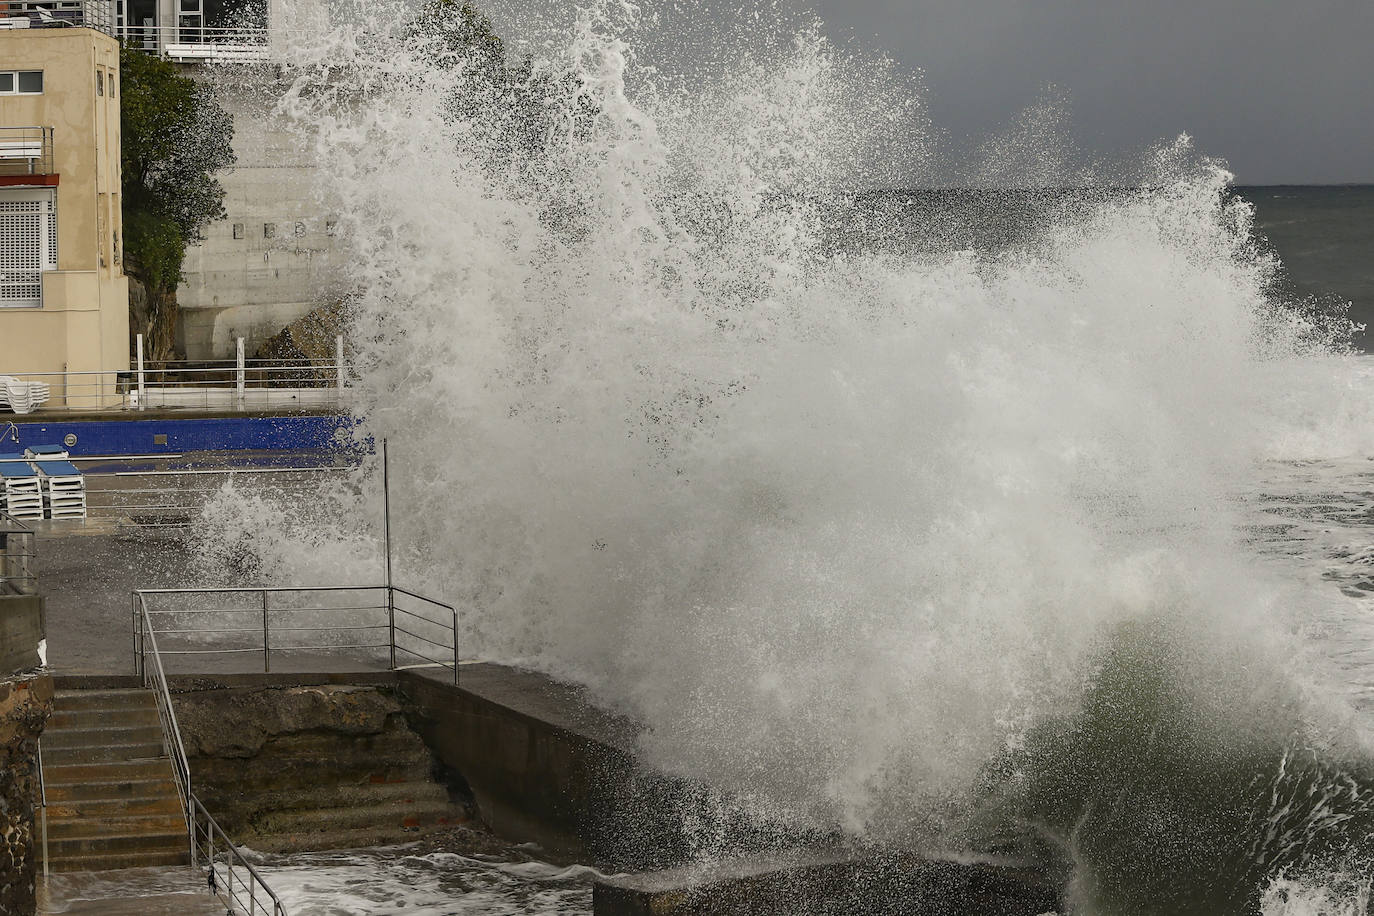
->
[0,0,111,31]
[0,127,55,186]
[0,0,269,61]
[125,24,269,62]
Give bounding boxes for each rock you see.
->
[0,673,54,916]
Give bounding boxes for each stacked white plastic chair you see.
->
[0,377,51,414]
[0,453,43,520]
[27,444,85,519]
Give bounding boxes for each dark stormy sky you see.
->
[803,0,1374,186]
[495,0,1374,186]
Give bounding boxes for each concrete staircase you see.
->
[41,688,189,872]
[175,685,471,853]
[191,721,467,852]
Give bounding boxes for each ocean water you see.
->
[185,3,1374,912]
[1243,186,1374,350]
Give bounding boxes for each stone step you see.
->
[48,829,188,859]
[54,689,158,713]
[45,776,179,803]
[208,778,450,817]
[48,813,187,841]
[49,706,162,731]
[193,757,434,791]
[245,819,464,854]
[41,741,168,764]
[251,797,464,836]
[47,849,191,873]
[43,724,166,752]
[44,759,178,786]
[46,794,184,819]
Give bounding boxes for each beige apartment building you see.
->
[0,26,128,404]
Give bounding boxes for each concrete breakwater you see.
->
[76,667,1062,915]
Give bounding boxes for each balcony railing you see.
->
[130,25,269,59]
[0,0,111,31]
[0,127,54,179]
[0,1,272,61]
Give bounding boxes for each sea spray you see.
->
[192,2,1374,908]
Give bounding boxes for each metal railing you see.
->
[1,334,351,413]
[0,127,54,178]
[0,0,111,32]
[124,24,270,59]
[193,795,286,916]
[133,585,460,685]
[133,595,287,916]
[83,465,353,529]
[0,512,36,595]
[36,739,48,879]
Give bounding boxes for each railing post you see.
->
[262,589,270,674]
[135,334,146,411]
[388,587,396,671]
[131,594,139,678]
[453,606,459,686]
[335,335,345,401]
[236,337,246,408]
[37,741,47,879]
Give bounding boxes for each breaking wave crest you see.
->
[195,2,1374,910]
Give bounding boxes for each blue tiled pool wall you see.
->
[7,414,363,457]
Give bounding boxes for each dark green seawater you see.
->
[1241,185,1374,350]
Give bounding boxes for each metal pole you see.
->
[383,439,395,670]
[37,741,47,879]
[335,335,345,403]
[236,338,246,408]
[262,589,270,673]
[135,333,145,411]
[453,607,459,686]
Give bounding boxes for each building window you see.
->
[0,190,57,309]
[232,222,244,239]
[0,71,44,95]
[96,71,104,96]
[263,222,276,239]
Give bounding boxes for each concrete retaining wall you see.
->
[0,596,44,675]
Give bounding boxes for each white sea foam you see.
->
[196,1,1374,908]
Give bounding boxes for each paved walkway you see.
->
[38,866,225,915]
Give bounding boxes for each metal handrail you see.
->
[133,593,192,826]
[134,585,460,684]
[134,593,288,916]
[0,512,37,595]
[192,795,286,916]
[36,739,48,879]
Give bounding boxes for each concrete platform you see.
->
[38,866,225,915]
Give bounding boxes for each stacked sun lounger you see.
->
[0,376,51,414]
[0,453,43,520]
[25,445,86,519]
[35,460,86,519]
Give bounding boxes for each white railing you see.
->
[0,127,54,178]
[121,25,271,60]
[0,334,351,413]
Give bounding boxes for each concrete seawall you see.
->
[52,666,1061,912]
